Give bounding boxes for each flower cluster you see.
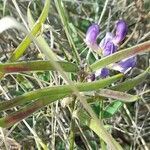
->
[85,20,136,79]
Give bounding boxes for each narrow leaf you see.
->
[0,74,123,111]
[27,7,58,60]
[103,67,150,118]
[98,89,138,102]
[0,94,65,128]
[76,109,122,149]
[90,40,150,71]
[0,60,79,73]
[111,66,150,91]
[9,0,51,62]
[102,101,123,118]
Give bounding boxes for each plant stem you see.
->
[69,98,76,150]
[54,0,81,65]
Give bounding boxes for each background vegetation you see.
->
[0,0,150,149]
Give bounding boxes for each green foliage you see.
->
[102,101,123,118]
[0,0,149,149]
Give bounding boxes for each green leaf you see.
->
[98,89,138,102]
[0,94,66,128]
[102,101,123,118]
[0,60,79,73]
[0,74,123,112]
[91,102,101,117]
[102,67,150,118]
[90,40,150,71]
[27,6,58,60]
[9,0,51,62]
[111,66,150,92]
[76,108,123,150]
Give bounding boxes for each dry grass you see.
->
[0,0,150,149]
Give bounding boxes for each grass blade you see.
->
[54,0,81,64]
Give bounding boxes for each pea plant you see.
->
[0,0,150,149]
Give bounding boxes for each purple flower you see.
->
[97,33,117,78]
[112,20,128,45]
[111,56,136,73]
[85,24,100,49]
[99,32,117,56]
[100,32,114,47]
[85,20,135,79]
[95,68,109,78]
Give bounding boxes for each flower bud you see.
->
[85,24,100,49]
[112,56,136,73]
[112,20,128,45]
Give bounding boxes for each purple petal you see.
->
[102,41,117,56]
[112,20,128,45]
[112,56,136,73]
[99,32,114,48]
[95,68,109,78]
[99,32,117,56]
[85,24,100,47]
